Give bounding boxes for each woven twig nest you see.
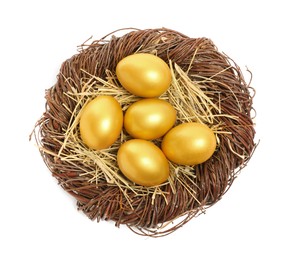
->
[32,28,256,236]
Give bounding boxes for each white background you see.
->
[1,0,286,259]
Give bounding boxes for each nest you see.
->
[32,28,256,236]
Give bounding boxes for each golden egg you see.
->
[124,98,176,140]
[116,53,172,97]
[117,139,170,186]
[161,122,216,165]
[79,96,123,150]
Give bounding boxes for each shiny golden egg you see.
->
[117,139,170,186]
[161,122,216,165]
[116,53,172,97]
[124,98,176,140]
[79,96,123,150]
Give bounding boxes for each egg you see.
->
[117,139,170,186]
[116,53,172,97]
[79,96,123,150]
[161,122,216,165]
[124,98,176,140]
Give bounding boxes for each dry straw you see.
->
[31,28,256,236]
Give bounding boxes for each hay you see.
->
[31,28,256,236]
